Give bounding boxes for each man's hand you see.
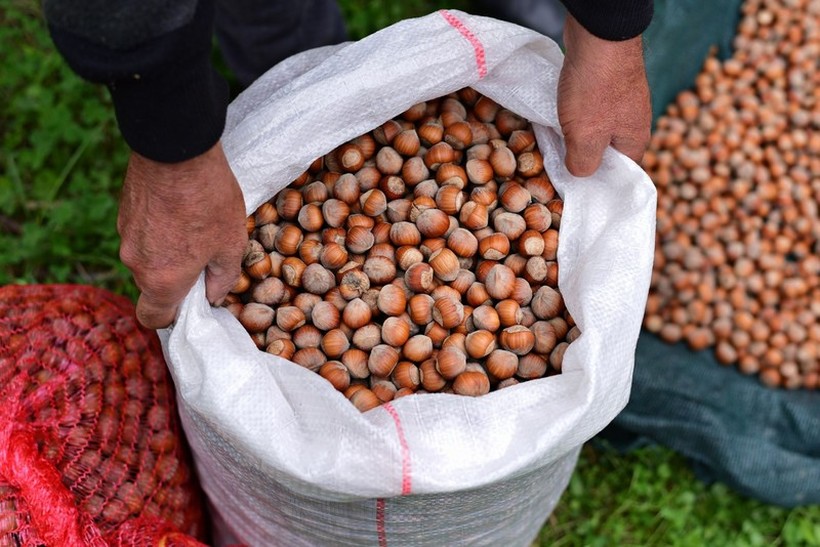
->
[558,14,651,176]
[118,142,248,329]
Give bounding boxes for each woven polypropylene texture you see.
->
[162,10,657,545]
[0,284,208,546]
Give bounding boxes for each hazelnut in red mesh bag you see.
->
[0,284,208,546]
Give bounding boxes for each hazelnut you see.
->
[416,208,450,238]
[408,294,435,325]
[531,286,564,320]
[377,284,407,317]
[485,349,518,380]
[319,361,351,391]
[436,163,468,188]
[402,335,434,362]
[452,370,490,396]
[276,306,306,332]
[472,305,501,332]
[393,129,421,156]
[255,202,279,226]
[352,323,381,351]
[495,299,523,327]
[302,263,335,295]
[350,388,382,412]
[339,268,371,300]
[274,224,304,256]
[549,342,569,372]
[239,303,275,333]
[517,353,548,379]
[447,228,479,258]
[499,325,535,355]
[489,146,516,178]
[363,256,397,285]
[484,264,516,300]
[342,348,370,379]
[360,189,388,217]
[478,233,511,260]
[371,380,398,403]
[418,121,444,146]
[319,329,350,358]
[517,150,544,177]
[465,158,494,185]
[275,189,303,220]
[392,361,421,390]
[499,182,531,213]
[507,129,536,154]
[444,120,473,150]
[292,347,325,371]
[396,245,425,270]
[428,248,460,282]
[465,330,497,359]
[405,262,436,294]
[493,212,527,240]
[382,316,412,347]
[292,324,322,349]
[388,221,421,247]
[319,242,349,270]
[376,146,403,175]
[435,346,467,379]
[342,298,372,329]
[459,201,489,230]
[432,295,464,329]
[333,173,361,205]
[336,143,365,173]
[368,344,400,377]
[251,276,285,306]
[279,258,305,288]
[419,358,447,392]
[266,339,296,360]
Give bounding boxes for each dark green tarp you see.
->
[600,0,820,508]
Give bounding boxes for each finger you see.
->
[133,268,201,329]
[563,132,610,177]
[205,245,245,307]
[612,132,651,164]
[135,293,180,330]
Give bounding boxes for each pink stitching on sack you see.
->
[376,498,387,546]
[439,10,488,79]
[383,402,412,495]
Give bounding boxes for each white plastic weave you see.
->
[160,10,657,546]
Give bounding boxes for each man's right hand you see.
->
[117,141,248,330]
[557,14,651,177]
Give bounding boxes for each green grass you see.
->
[1,1,817,545]
[542,444,820,546]
[0,0,133,295]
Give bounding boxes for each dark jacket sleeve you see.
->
[44,0,228,163]
[559,0,654,41]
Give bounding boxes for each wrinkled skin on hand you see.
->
[558,14,651,177]
[118,142,248,329]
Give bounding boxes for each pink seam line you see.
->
[439,10,488,79]
[376,498,387,547]
[382,402,412,495]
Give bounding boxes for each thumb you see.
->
[563,132,610,177]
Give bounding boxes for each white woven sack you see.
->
[160,9,656,546]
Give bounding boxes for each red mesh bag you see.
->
[0,284,208,546]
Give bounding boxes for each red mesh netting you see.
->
[0,284,208,546]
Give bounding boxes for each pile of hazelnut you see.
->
[224,87,578,411]
[642,0,819,389]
